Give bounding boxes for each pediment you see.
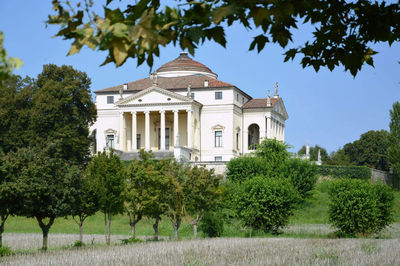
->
[116,86,192,106]
[273,99,289,120]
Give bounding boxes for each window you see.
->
[191,92,195,99]
[242,97,245,104]
[136,134,141,149]
[107,96,114,104]
[106,135,115,149]
[215,156,222,162]
[215,131,222,147]
[215,91,222,100]
[236,94,239,101]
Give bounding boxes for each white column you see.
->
[160,110,165,150]
[282,124,285,141]
[145,111,150,150]
[187,109,192,148]
[173,110,179,146]
[243,130,248,153]
[119,111,124,151]
[260,116,266,143]
[266,116,271,139]
[131,111,137,150]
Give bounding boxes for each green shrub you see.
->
[281,158,318,199]
[233,176,299,234]
[226,156,268,183]
[120,237,143,245]
[199,211,224,237]
[328,179,394,236]
[73,240,85,247]
[319,165,371,180]
[0,245,13,257]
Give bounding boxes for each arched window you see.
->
[248,124,260,150]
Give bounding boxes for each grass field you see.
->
[4,181,400,239]
[2,237,400,265]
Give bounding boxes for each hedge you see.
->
[318,165,371,180]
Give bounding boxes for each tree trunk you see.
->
[173,219,181,241]
[106,214,112,245]
[104,213,108,245]
[153,216,160,241]
[249,226,252,238]
[0,214,8,247]
[128,213,141,239]
[193,223,198,240]
[36,216,55,251]
[191,214,201,239]
[130,223,136,238]
[79,222,83,243]
[0,221,4,247]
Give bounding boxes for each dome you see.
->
[156,52,218,79]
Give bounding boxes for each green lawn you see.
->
[4,180,400,238]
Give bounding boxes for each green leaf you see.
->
[112,41,129,66]
[249,34,269,53]
[212,6,233,24]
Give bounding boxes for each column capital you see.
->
[130,111,137,115]
[119,111,124,115]
[172,109,179,113]
[186,109,193,113]
[144,110,150,114]
[159,110,166,114]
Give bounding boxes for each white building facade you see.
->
[92,52,288,162]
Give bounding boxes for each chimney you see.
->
[123,83,128,90]
[204,80,209,87]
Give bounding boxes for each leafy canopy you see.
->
[298,145,329,162]
[388,102,400,188]
[47,0,400,76]
[0,31,22,81]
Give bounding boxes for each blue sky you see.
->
[1,1,399,153]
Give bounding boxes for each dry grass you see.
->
[1,237,400,265]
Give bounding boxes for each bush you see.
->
[281,158,318,199]
[233,176,299,234]
[199,211,224,237]
[226,156,268,183]
[0,245,13,257]
[319,165,371,180]
[73,240,85,247]
[328,179,394,236]
[120,237,143,245]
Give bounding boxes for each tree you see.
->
[0,75,35,153]
[298,145,329,162]
[124,150,158,238]
[3,144,78,251]
[325,148,351,166]
[147,158,171,240]
[388,102,400,188]
[0,31,22,81]
[163,160,187,240]
[233,176,299,235]
[328,179,394,236]
[47,1,400,76]
[86,150,125,245]
[184,166,221,239]
[30,64,96,164]
[69,167,100,243]
[0,150,21,247]
[255,138,290,170]
[343,130,390,171]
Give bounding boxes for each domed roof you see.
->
[156,52,217,78]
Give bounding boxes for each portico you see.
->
[118,109,196,152]
[112,84,201,158]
